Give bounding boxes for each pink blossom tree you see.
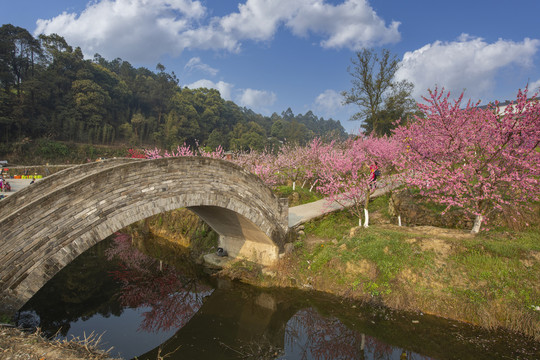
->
[232,149,281,188]
[129,144,282,188]
[313,134,401,227]
[301,138,332,191]
[275,144,309,190]
[139,143,195,159]
[316,136,398,227]
[199,144,226,159]
[316,138,366,226]
[393,87,540,233]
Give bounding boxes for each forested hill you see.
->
[0,24,346,152]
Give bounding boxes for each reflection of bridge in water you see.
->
[137,281,300,360]
[139,279,518,360]
[0,157,289,314]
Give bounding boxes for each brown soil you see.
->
[229,222,540,341]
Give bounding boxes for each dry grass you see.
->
[0,325,120,360]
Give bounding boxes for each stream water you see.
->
[15,233,539,360]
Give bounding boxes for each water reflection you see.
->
[18,232,214,358]
[282,308,427,360]
[105,233,212,333]
[16,232,540,360]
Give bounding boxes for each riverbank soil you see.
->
[0,326,120,360]
[221,204,540,342]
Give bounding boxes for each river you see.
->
[15,233,539,360]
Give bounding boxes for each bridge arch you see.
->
[0,157,288,313]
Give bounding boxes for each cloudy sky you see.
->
[2,0,539,133]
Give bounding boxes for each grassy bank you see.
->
[223,193,540,341]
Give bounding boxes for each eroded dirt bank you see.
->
[220,224,540,342]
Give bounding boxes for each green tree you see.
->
[0,25,43,141]
[286,120,312,145]
[229,121,267,151]
[365,79,417,136]
[342,48,405,136]
[270,118,288,140]
[206,129,229,150]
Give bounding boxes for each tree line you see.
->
[0,24,346,152]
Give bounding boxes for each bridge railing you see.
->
[0,158,140,222]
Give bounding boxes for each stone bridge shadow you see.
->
[0,157,289,314]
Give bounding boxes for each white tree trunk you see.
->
[363,208,369,228]
[309,179,318,192]
[302,180,307,188]
[398,215,402,227]
[471,214,483,234]
[292,181,296,191]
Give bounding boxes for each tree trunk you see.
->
[471,214,483,234]
[363,208,369,228]
[309,179,318,192]
[292,181,296,191]
[363,185,371,228]
[398,215,402,226]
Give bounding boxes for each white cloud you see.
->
[219,0,290,41]
[216,0,400,50]
[35,0,206,62]
[287,0,400,49]
[529,79,540,94]
[186,80,276,113]
[395,34,540,101]
[237,88,277,113]
[314,89,343,114]
[184,57,218,76]
[34,0,400,62]
[186,79,233,100]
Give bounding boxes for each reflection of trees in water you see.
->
[285,308,364,359]
[105,233,213,333]
[284,308,430,360]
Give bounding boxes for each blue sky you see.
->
[2,0,539,133]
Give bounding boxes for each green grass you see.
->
[291,204,540,338]
[368,193,392,219]
[296,223,435,296]
[303,209,357,240]
[301,193,395,240]
[274,185,323,207]
[447,233,540,309]
[0,313,13,324]
[344,227,434,295]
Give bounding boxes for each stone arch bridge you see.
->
[0,157,289,314]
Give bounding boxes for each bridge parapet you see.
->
[0,158,139,221]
